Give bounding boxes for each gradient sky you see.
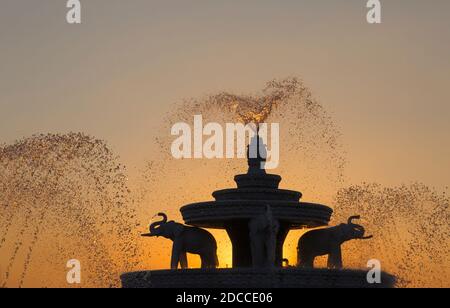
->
[1,0,450,288]
[1,0,449,188]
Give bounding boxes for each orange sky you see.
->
[0,0,449,287]
[1,1,448,188]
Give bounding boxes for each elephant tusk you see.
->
[361,235,373,240]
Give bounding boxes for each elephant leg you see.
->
[250,232,265,267]
[335,247,343,268]
[300,255,315,268]
[214,251,219,268]
[201,250,219,269]
[249,232,257,265]
[208,251,219,269]
[265,234,277,267]
[328,247,343,269]
[171,241,183,270]
[179,252,188,269]
[200,254,212,269]
[298,249,314,268]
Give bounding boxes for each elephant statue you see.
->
[248,205,279,268]
[297,215,373,269]
[142,213,218,270]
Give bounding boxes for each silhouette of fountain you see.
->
[181,133,332,269]
[121,133,395,288]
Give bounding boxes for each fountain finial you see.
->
[247,125,267,175]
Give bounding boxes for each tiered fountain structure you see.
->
[181,136,332,269]
[121,135,395,288]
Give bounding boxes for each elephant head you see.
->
[341,215,373,241]
[142,212,184,240]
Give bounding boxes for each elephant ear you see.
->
[173,224,185,238]
[335,224,348,240]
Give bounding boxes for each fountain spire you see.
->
[247,124,267,175]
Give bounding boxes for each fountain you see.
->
[121,133,396,288]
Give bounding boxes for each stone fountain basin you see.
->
[121,268,396,288]
[212,188,302,201]
[181,200,333,229]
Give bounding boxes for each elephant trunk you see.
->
[356,225,373,240]
[142,213,167,237]
[348,215,361,224]
[357,225,373,240]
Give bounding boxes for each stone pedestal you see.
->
[121,268,396,288]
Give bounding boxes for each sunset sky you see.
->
[0,0,449,287]
[1,0,449,188]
